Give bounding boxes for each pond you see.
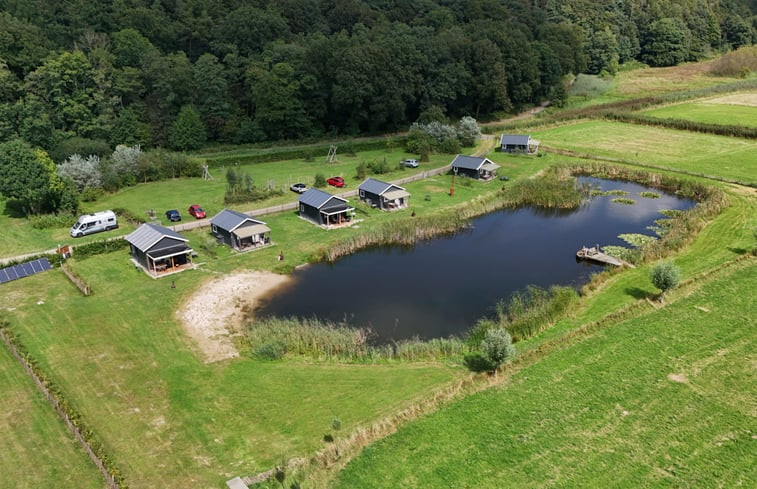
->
[255,178,694,342]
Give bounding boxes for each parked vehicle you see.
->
[70,210,118,237]
[188,204,206,219]
[165,209,182,222]
[290,183,308,194]
[403,158,419,168]
[327,176,345,187]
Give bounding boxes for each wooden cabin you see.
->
[298,188,355,228]
[450,155,500,181]
[125,223,193,277]
[500,134,539,154]
[210,208,271,251]
[358,178,410,210]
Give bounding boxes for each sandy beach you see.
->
[176,271,290,363]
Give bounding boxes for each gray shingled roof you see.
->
[125,222,187,252]
[210,208,265,232]
[299,188,347,209]
[500,134,531,146]
[358,178,405,196]
[451,155,488,170]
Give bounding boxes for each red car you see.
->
[327,176,345,188]
[187,204,206,219]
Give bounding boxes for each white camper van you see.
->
[70,210,118,237]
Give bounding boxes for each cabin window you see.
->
[212,224,217,233]
[359,190,365,197]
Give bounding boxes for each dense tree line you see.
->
[0,0,754,161]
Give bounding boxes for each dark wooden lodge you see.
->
[358,178,410,210]
[125,223,193,277]
[450,155,500,180]
[210,208,271,251]
[500,134,539,154]
[298,188,355,228]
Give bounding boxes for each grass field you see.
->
[640,92,757,127]
[333,260,756,488]
[565,60,748,109]
[532,120,757,184]
[1,260,460,488]
[0,344,104,489]
[0,149,463,260]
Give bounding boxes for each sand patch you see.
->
[667,373,688,384]
[177,271,290,363]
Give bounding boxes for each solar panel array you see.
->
[0,258,53,284]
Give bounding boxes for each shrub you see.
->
[480,328,516,371]
[253,340,288,360]
[314,173,326,188]
[650,261,681,300]
[355,163,367,179]
[29,213,76,229]
[368,158,390,174]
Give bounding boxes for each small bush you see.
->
[650,261,681,298]
[355,163,367,179]
[253,340,288,360]
[29,213,76,229]
[368,158,390,175]
[314,173,326,188]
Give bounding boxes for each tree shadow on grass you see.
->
[2,199,27,218]
[727,247,749,255]
[625,287,651,300]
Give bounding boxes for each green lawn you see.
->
[640,97,757,128]
[0,341,104,489]
[1,252,460,488]
[533,120,757,184]
[334,261,756,488]
[0,149,463,260]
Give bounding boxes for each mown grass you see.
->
[0,261,460,489]
[533,120,757,185]
[0,149,461,260]
[640,98,757,128]
[0,343,104,489]
[333,261,756,488]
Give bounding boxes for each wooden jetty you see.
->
[576,246,628,267]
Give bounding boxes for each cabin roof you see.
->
[500,134,531,146]
[358,178,406,196]
[210,208,265,232]
[299,188,348,209]
[125,223,188,252]
[450,154,499,171]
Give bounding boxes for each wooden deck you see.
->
[576,246,626,267]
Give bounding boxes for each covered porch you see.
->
[320,204,355,228]
[144,246,194,277]
[478,162,499,181]
[232,223,271,251]
[381,188,410,210]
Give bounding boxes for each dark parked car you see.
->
[188,204,206,219]
[165,209,182,222]
[327,176,345,188]
[290,183,307,194]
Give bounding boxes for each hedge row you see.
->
[596,111,757,139]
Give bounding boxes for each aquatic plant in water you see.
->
[619,233,658,247]
[611,198,636,205]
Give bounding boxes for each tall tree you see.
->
[169,105,206,151]
[0,139,62,214]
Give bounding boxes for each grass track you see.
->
[333,260,756,488]
[533,121,757,185]
[0,341,104,489]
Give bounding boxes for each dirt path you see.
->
[177,271,290,363]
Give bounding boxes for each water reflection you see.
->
[256,178,694,342]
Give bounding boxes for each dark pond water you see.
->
[255,178,694,342]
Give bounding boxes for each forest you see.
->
[0,0,754,156]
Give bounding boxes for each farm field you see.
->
[2,261,460,488]
[564,60,748,109]
[640,92,757,127]
[333,261,756,488]
[533,120,757,184]
[0,343,104,489]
